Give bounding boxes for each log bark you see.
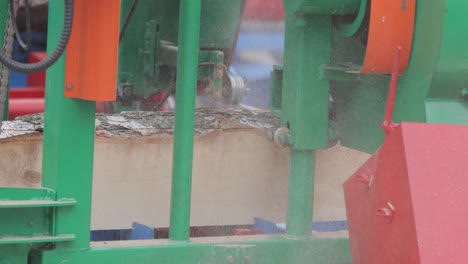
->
[0,109,369,230]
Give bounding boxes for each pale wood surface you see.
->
[0,110,370,230]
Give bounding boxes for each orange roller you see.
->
[64,0,120,101]
[361,0,416,74]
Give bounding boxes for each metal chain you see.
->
[0,0,17,130]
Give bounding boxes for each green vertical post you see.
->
[286,150,315,236]
[169,0,201,241]
[281,14,331,236]
[2,90,8,121]
[280,14,331,150]
[41,1,96,250]
[0,1,8,121]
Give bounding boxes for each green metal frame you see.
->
[0,0,377,263]
[115,0,245,112]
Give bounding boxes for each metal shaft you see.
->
[169,0,201,241]
[286,149,315,236]
[41,0,96,250]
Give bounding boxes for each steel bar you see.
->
[41,0,96,250]
[169,0,201,241]
[286,149,315,236]
[281,15,331,150]
[35,236,352,264]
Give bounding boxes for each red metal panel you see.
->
[9,87,44,99]
[403,123,468,263]
[8,98,44,120]
[345,122,468,263]
[243,0,285,20]
[27,52,46,87]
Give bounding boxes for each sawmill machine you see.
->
[115,0,248,112]
[0,0,468,263]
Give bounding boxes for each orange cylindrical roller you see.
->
[361,0,416,74]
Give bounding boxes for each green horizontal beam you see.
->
[0,234,75,245]
[34,236,351,264]
[283,0,360,15]
[0,199,76,209]
[0,188,56,200]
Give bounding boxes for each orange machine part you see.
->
[361,0,416,74]
[64,0,120,101]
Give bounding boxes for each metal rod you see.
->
[286,149,315,236]
[382,45,402,135]
[169,0,201,241]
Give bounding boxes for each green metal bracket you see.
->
[0,188,76,208]
[320,64,363,81]
[198,50,224,100]
[281,14,331,150]
[0,188,76,246]
[270,65,283,117]
[141,20,160,78]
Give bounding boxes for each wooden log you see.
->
[0,109,369,230]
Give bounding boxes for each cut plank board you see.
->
[0,109,370,230]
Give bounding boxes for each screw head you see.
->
[66,84,73,90]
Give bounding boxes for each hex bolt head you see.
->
[461,88,468,99]
[66,84,73,91]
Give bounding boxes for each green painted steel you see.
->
[0,0,8,120]
[0,188,76,208]
[151,0,244,50]
[169,0,201,241]
[425,0,468,123]
[281,14,331,150]
[270,65,283,117]
[334,0,368,38]
[41,0,96,251]
[0,245,29,264]
[329,1,449,153]
[33,236,352,264]
[392,1,446,124]
[116,0,244,112]
[286,150,315,237]
[283,0,360,15]
[426,99,468,125]
[0,234,75,246]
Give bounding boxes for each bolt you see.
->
[274,127,291,147]
[28,220,33,227]
[461,88,468,99]
[65,84,73,91]
[375,202,396,221]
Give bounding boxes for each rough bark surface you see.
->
[0,108,280,140]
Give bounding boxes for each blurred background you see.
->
[8,0,285,114]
